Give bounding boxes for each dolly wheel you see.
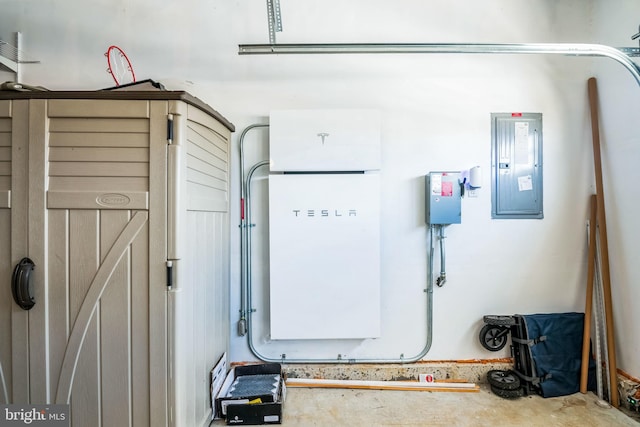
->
[487,370,521,390]
[490,384,524,399]
[479,324,509,351]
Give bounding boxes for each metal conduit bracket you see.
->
[631,25,640,42]
[620,25,640,57]
[619,47,640,57]
[266,0,283,44]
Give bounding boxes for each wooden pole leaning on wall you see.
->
[580,194,597,394]
[587,77,619,407]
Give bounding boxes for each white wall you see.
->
[590,0,640,379]
[1,1,636,375]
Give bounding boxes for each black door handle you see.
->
[12,257,35,310]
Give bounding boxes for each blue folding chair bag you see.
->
[518,312,595,397]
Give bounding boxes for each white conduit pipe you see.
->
[238,43,640,87]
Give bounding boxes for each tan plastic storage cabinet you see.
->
[0,90,233,427]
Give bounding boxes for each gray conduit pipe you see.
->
[244,157,435,363]
[238,124,269,336]
[436,225,447,287]
[238,43,640,87]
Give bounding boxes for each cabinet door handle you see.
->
[12,257,35,310]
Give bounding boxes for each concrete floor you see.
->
[275,385,639,426]
[212,363,639,426]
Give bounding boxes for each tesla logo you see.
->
[317,132,329,144]
[293,209,357,217]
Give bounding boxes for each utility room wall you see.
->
[220,2,598,363]
[1,1,637,378]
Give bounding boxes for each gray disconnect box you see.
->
[425,172,462,225]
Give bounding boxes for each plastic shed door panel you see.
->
[0,101,12,403]
[269,109,381,172]
[0,208,10,404]
[0,103,10,209]
[6,98,158,424]
[491,113,543,219]
[46,100,152,210]
[269,173,381,340]
[0,101,11,209]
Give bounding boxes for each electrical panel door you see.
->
[491,113,543,219]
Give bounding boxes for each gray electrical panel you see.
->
[425,172,462,224]
[491,113,543,219]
